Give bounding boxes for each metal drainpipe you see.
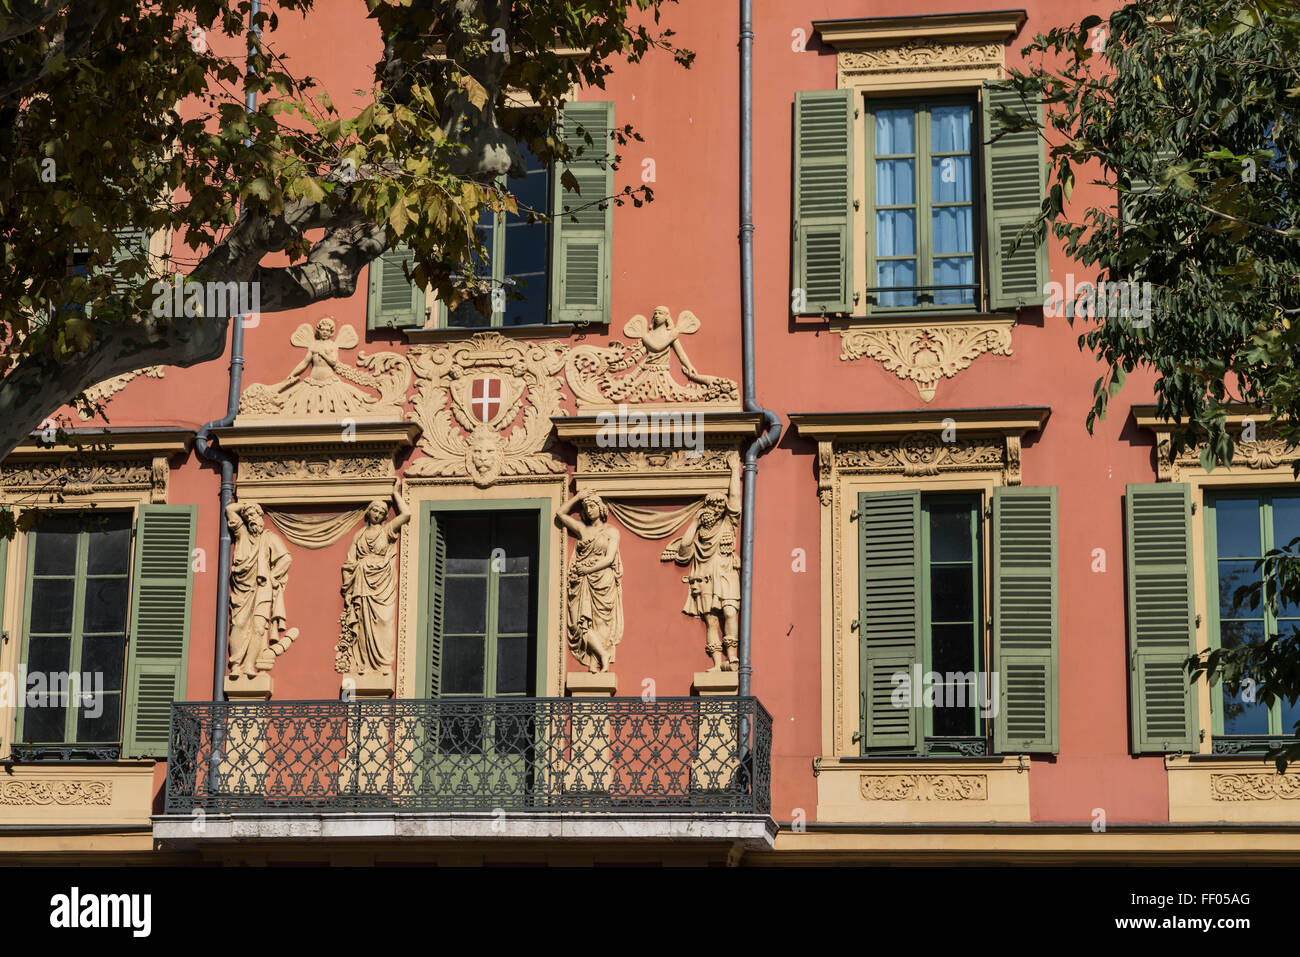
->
[194,0,259,702]
[738,0,782,701]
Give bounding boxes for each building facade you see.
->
[3,0,1299,865]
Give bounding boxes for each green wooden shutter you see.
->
[992,486,1059,754]
[792,90,855,316]
[981,82,1049,310]
[1125,483,1198,753]
[122,505,196,759]
[367,246,425,330]
[551,100,614,325]
[858,490,922,752]
[427,514,447,697]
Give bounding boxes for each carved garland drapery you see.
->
[816,431,1016,508]
[0,456,169,503]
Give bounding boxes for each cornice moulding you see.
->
[552,411,764,446]
[211,421,421,451]
[9,428,193,460]
[789,407,1050,441]
[813,10,1027,47]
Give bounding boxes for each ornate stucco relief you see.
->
[566,307,739,408]
[1,457,164,500]
[79,366,166,418]
[1210,773,1300,801]
[1156,432,1300,482]
[406,332,567,487]
[859,773,988,802]
[840,321,1014,403]
[838,39,1002,78]
[0,780,112,805]
[237,318,411,422]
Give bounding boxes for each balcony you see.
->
[156,696,774,850]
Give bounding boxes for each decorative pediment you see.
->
[838,318,1015,403]
[0,428,191,505]
[1132,405,1300,482]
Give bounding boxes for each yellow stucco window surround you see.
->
[791,406,1048,823]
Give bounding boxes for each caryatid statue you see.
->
[662,451,743,672]
[557,489,624,673]
[227,501,299,678]
[335,482,411,676]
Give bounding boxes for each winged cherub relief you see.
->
[238,317,411,420]
[406,332,567,487]
[565,306,740,407]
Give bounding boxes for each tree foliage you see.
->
[1003,0,1300,765]
[0,0,689,458]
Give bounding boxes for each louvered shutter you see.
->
[792,90,855,315]
[367,246,426,330]
[427,514,447,697]
[1125,483,1198,753]
[992,486,1059,753]
[551,101,614,324]
[858,491,921,752]
[123,505,196,759]
[981,82,1049,310]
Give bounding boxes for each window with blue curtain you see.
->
[867,97,977,312]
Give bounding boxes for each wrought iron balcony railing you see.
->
[164,696,772,816]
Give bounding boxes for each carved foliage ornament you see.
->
[838,39,1003,75]
[79,367,165,419]
[407,332,567,487]
[840,323,1013,403]
[1157,432,1300,482]
[1,455,168,500]
[0,780,112,805]
[1210,773,1300,801]
[859,773,988,801]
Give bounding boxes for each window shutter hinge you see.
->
[852,731,863,744]
[984,503,993,518]
[853,199,861,211]
[1190,502,1197,514]
[850,509,860,521]
[850,619,860,631]
[1195,613,1202,628]
[853,291,861,304]
[854,108,860,119]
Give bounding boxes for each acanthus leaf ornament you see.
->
[839,322,1013,402]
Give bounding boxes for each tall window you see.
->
[921,495,985,743]
[867,98,977,311]
[18,514,132,755]
[1205,491,1300,739]
[448,145,552,328]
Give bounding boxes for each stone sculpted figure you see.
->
[557,489,624,673]
[335,483,411,675]
[661,451,743,672]
[227,501,298,677]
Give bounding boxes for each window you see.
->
[17,514,132,756]
[857,486,1057,757]
[10,505,196,762]
[1205,491,1300,741]
[446,144,552,328]
[367,101,614,331]
[791,83,1047,317]
[867,99,977,310]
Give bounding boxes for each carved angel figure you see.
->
[565,306,740,406]
[238,318,411,418]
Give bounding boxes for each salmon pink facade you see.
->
[2,0,1298,865]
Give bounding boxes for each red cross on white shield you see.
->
[471,376,501,423]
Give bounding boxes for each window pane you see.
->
[931,155,972,204]
[928,504,973,562]
[930,105,971,152]
[876,209,916,257]
[32,528,78,576]
[497,575,531,635]
[1220,620,1270,734]
[444,576,487,635]
[495,514,535,573]
[495,634,529,696]
[932,207,973,255]
[876,260,915,308]
[875,158,915,205]
[76,693,120,744]
[931,622,976,674]
[27,634,70,676]
[29,579,75,633]
[933,258,975,306]
[82,577,129,634]
[82,634,127,691]
[86,520,131,575]
[874,109,914,154]
[1215,498,1262,557]
[932,693,976,736]
[1217,560,1261,618]
[1272,495,1300,550]
[20,701,66,743]
[442,635,486,695]
[445,515,491,574]
[930,567,974,624]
